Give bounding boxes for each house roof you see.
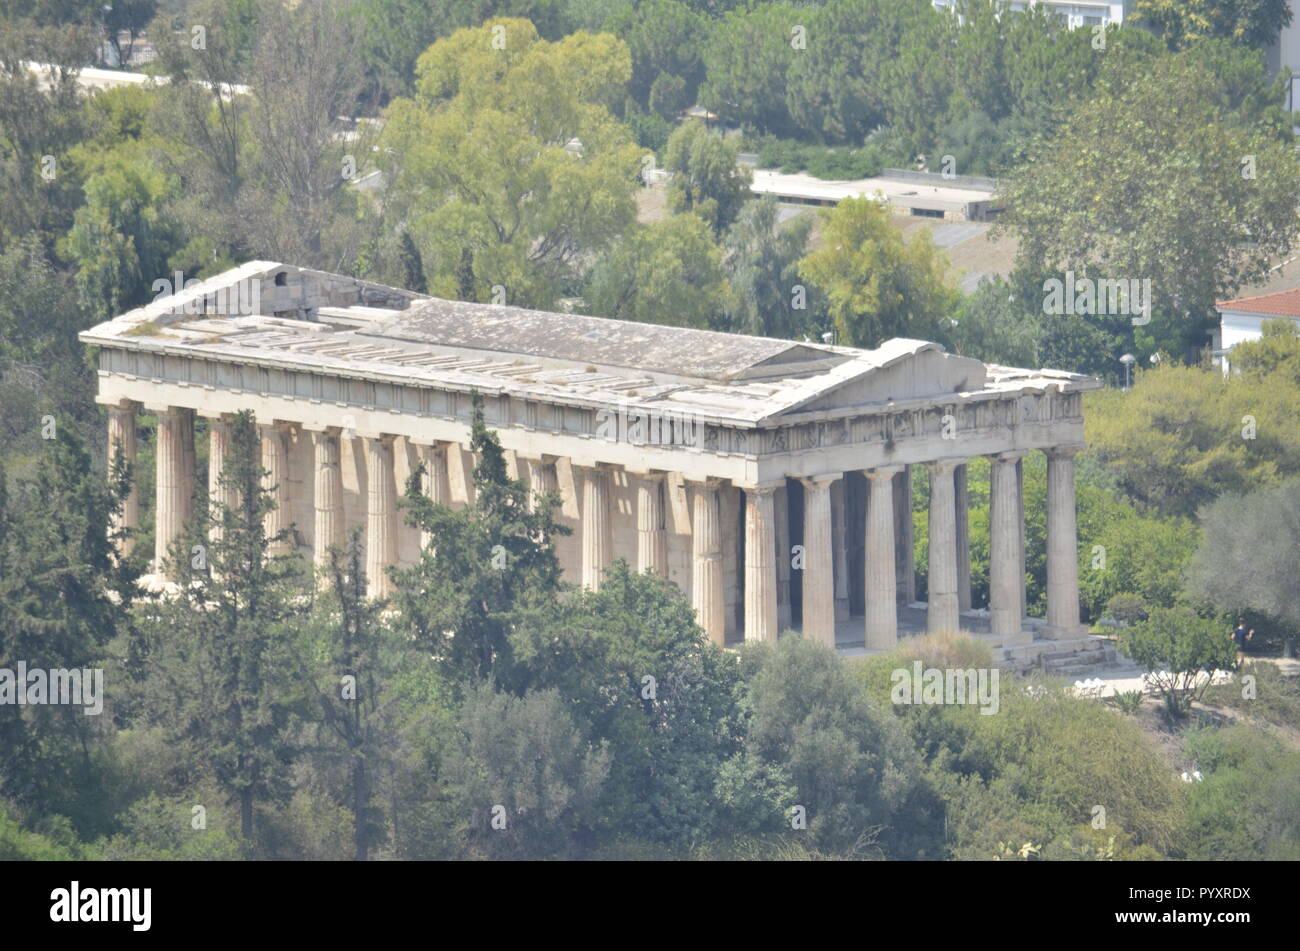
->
[1216,287,1300,317]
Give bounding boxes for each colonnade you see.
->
[105,401,1084,646]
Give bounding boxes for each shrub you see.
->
[1121,608,1237,718]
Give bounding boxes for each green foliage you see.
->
[393,393,568,688]
[584,212,731,328]
[134,410,308,843]
[736,635,922,854]
[1135,0,1293,50]
[1181,723,1300,860]
[663,120,752,233]
[698,3,802,137]
[999,47,1300,360]
[720,195,814,338]
[1085,364,1300,516]
[798,196,957,349]
[440,681,611,858]
[1188,479,1300,646]
[755,138,893,180]
[382,20,642,307]
[1121,608,1237,717]
[1203,660,1300,732]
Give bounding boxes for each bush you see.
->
[1181,724,1300,860]
[1202,661,1300,732]
[1121,608,1237,718]
[736,635,922,856]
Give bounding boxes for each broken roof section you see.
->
[80,262,1101,427]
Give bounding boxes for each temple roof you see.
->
[80,262,1101,427]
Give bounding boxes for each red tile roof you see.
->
[1216,287,1300,316]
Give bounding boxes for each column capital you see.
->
[359,431,397,445]
[518,451,559,466]
[142,402,180,416]
[799,472,843,489]
[1047,443,1086,459]
[101,397,139,411]
[925,457,966,474]
[408,436,452,450]
[685,476,726,490]
[625,466,666,480]
[989,449,1029,464]
[306,425,341,440]
[864,464,905,480]
[739,480,784,495]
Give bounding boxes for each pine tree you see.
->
[393,393,568,690]
[138,410,307,845]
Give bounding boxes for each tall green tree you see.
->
[998,47,1300,363]
[721,195,814,338]
[381,19,642,308]
[584,212,731,328]
[798,196,957,349]
[0,425,136,830]
[138,410,307,843]
[663,119,752,234]
[393,393,568,689]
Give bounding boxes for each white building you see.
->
[931,0,1132,28]
[1214,288,1300,374]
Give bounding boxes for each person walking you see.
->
[1233,619,1252,667]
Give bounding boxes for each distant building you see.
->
[749,168,1000,222]
[1213,288,1300,374]
[930,0,1132,27]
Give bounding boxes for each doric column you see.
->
[106,401,139,555]
[1017,457,1027,622]
[830,479,850,621]
[743,483,780,642]
[865,466,902,650]
[926,459,961,635]
[893,466,915,603]
[635,471,668,575]
[414,440,451,550]
[989,450,1027,639]
[955,463,972,613]
[178,408,195,525]
[774,485,792,630]
[152,407,188,577]
[1046,445,1085,638]
[206,414,236,547]
[690,478,725,646]
[578,464,613,591]
[310,428,344,572]
[365,434,398,599]
[525,453,558,513]
[260,423,293,555]
[799,473,840,647]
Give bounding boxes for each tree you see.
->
[798,196,957,349]
[0,425,136,832]
[698,3,802,137]
[393,393,568,689]
[1135,0,1293,50]
[663,120,752,234]
[305,529,392,861]
[512,560,774,847]
[138,410,307,844]
[1188,479,1300,652]
[1084,363,1300,516]
[1230,317,1300,384]
[608,0,704,112]
[380,19,642,308]
[721,195,814,338]
[439,681,610,858]
[998,48,1300,363]
[584,213,731,329]
[1120,608,1237,717]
